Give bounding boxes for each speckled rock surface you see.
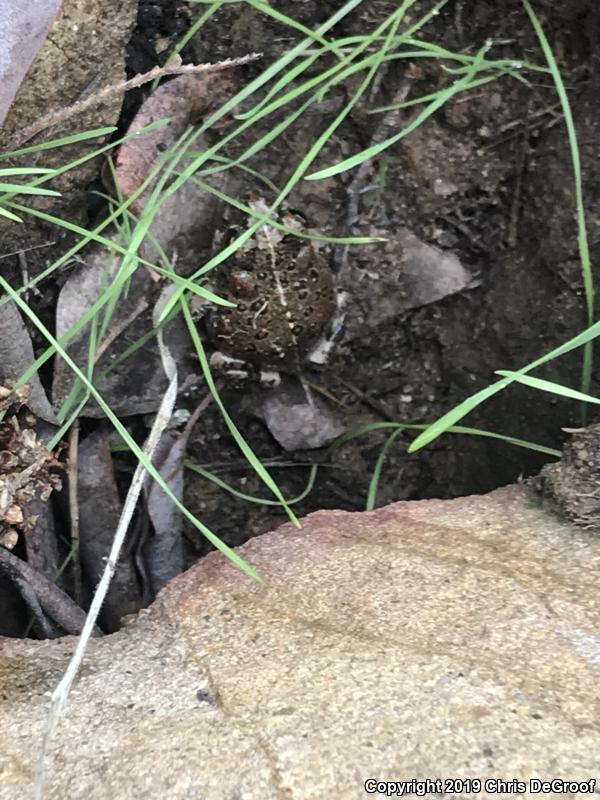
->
[0,0,62,125]
[1,0,136,148]
[1,485,600,799]
[0,0,136,251]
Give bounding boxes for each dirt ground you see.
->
[2,0,600,633]
[169,0,600,554]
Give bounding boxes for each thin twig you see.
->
[340,379,397,422]
[507,130,529,248]
[10,53,262,149]
[0,240,56,261]
[93,297,149,365]
[333,65,419,273]
[68,421,81,605]
[304,379,349,408]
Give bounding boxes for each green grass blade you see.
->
[186,461,318,506]
[335,420,560,458]
[366,428,404,510]
[447,425,561,457]
[182,297,300,527]
[0,124,171,308]
[306,40,491,180]
[409,317,600,452]
[3,201,161,272]
[245,0,345,58]
[407,380,513,452]
[227,0,365,121]
[495,371,600,405]
[0,183,60,196]
[151,2,222,90]
[0,127,117,159]
[369,74,500,113]
[234,51,322,121]
[522,0,593,405]
[0,120,169,210]
[0,167,56,176]
[192,177,383,245]
[0,207,22,222]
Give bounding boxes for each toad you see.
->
[202,197,345,385]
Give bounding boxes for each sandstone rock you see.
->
[1,485,599,798]
[0,0,61,126]
[0,0,137,256]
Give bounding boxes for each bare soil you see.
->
[172,0,600,554]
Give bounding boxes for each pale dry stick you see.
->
[10,53,263,150]
[74,282,178,591]
[1,242,56,301]
[34,290,179,800]
[67,420,81,605]
[481,104,564,153]
[493,102,562,133]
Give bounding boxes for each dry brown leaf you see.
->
[111,72,235,213]
[0,300,57,423]
[78,427,142,631]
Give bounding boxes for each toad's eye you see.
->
[230,271,254,296]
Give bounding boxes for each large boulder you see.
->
[1,485,599,798]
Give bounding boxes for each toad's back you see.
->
[206,237,335,366]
